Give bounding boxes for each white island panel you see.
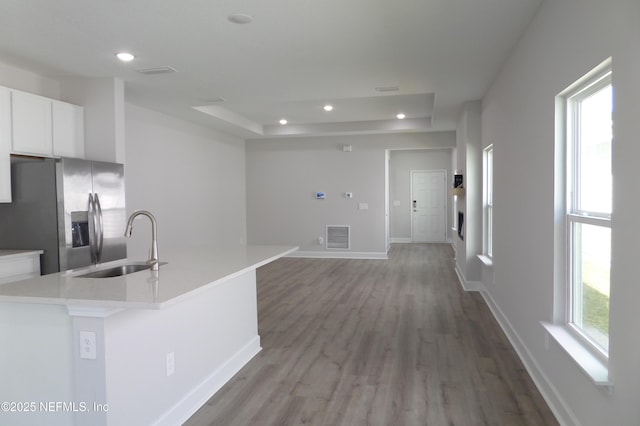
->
[79,269,260,425]
[0,303,74,426]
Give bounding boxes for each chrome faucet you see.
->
[124,210,159,270]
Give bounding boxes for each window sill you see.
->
[541,322,613,393]
[477,254,493,267]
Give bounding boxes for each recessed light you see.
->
[323,105,333,112]
[228,14,253,24]
[397,113,406,119]
[279,119,288,125]
[116,52,135,62]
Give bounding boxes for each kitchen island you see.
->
[0,245,297,426]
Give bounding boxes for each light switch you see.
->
[358,203,368,210]
[393,200,400,207]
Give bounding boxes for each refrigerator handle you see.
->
[94,193,104,262]
[88,193,97,264]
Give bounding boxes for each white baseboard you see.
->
[479,291,578,426]
[287,251,388,260]
[453,262,576,424]
[153,336,262,426]
[454,264,485,292]
[389,239,452,244]
[389,237,412,243]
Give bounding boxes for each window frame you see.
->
[564,66,612,359]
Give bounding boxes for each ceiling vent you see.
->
[201,97,226,104]
[136,66,177,75]
[326,225,350,250]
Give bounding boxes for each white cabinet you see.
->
[10,90,53,157]
[52,100,85,158]
[0,87,10,202]
[0,88,85,204]
[0,250,43,284]
[9,89,84,159]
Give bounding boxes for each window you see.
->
[483,145,494,257]
[564,64,612,355]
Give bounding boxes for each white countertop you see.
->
[0,245,297,310]
[0,249,44,260]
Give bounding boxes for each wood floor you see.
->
[185,244,558,426]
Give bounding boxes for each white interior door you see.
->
[411,170,446,242]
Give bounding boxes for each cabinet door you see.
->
[0,87,10,202]
[52,100,85,158]
[11,91,52,156]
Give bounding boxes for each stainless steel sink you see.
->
[74,262,166,279]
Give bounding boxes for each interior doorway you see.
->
[411,170,447,242]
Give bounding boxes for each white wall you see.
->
[125,104,247,259]
[0,61,60,99]
[389,149,452,241]
[246,132,455,257]
[479,0,640,424]
[60,77,126,163]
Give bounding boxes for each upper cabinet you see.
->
[52,100,85,158]
[11,90,53,157]
[9,89,84,159]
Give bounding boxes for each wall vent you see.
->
[326,225,350,250]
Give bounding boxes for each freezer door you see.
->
[58,158,94,271]
[91,160,127,263]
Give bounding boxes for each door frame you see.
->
[410,169,448,243]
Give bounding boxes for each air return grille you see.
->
[326,225,350,250]
[136,66,177,75]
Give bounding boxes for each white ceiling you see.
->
[0,0,542,139]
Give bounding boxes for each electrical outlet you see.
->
[166,352,175,376]
[79,331,96,360]
[318,236,324,245]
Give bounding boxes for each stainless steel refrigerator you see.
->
[0,157,127,274]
